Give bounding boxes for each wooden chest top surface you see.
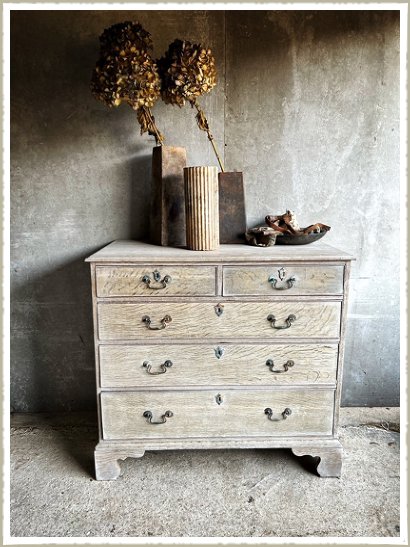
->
[85,240,354,263]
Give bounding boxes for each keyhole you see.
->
[216,394,223,405]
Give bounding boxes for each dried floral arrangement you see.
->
[157,39,225,171]
[91,21,164,145]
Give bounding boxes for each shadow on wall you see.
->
[11,11,156,411]
[11,152,152,413]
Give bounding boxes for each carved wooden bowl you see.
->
[275,229,328,245]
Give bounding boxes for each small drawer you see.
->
[96,265,217,297]
[101,388,335,440]
[99,343,338,388]
[97,301,341,341]
[223,265,344,296]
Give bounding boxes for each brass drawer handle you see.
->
[264,407,292,421]
[142,315,172,330]
[266,359,295,373]
[143,410,173,424]
[268,274,296,290]
[143,360,173,375]
[267,314,296,330]
[142,270,171,290]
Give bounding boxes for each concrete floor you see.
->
[10,407,400,539]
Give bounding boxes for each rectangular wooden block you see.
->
[149,146,187,247]
[218,171,246,243]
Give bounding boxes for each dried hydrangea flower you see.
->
[158,39,224,170]
[91,21,164,145]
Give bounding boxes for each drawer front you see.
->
[96,265,217,297]
[99,344,338,388]
[101,389,335,439]
[223,265,344,296]
[97,301,341,340]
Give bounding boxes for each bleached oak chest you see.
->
[86,240,353,480]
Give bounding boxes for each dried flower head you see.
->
[99,21,153,54]
[91,21,164,144]
[157,39,223,170]
[157,39,217,107]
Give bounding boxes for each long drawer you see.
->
[223,265,344,296]
[101,389,335,439]
[96,265,217,297]
[97,301,341,340]
[99,343,338,388]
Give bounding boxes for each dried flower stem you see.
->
[192,101,225,172]
[144,107,165,145]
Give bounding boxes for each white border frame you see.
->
[3,3,407,545]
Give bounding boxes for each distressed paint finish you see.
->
[97,301,341,340]
[99,343,339,388]
[11,11,399,411]
[223,265,344,295]
[100,389,335,440]
[95,265,217,297]
[89,241,351,479]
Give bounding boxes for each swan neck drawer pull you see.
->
[264,407,292,421]
[267,314,296,330]
[142,270,172,290]
[268,275,296,291]
[143,410,173,424]
[142,315,172,330]
[266,359,295,373]
[143,360,173,375]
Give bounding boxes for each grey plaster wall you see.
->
[11,10,400,411]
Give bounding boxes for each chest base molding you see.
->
[94,438,342,480]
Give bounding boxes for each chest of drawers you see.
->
[86,240,353,480]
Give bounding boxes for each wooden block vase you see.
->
[149,146,187,247]
[184,166,219,251]
[218,171,246,243]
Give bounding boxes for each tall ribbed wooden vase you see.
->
[184,166,219,251]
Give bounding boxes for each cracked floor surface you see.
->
[10,407,400,538]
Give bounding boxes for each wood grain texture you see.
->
[218,171,246,244]
[94,446,145,480]
[96,265,217,297]
[99,343,338,388]
[223,265,344,296]
[184,166,219,251]
[291,446,343,478]
[86,240,352,480]
[85,240,354,263]
[333,261,352,434]
[97,301,341,340]
[101,389,334,440]
[149,146,187,247]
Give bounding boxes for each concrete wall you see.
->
[11,10,400,411]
